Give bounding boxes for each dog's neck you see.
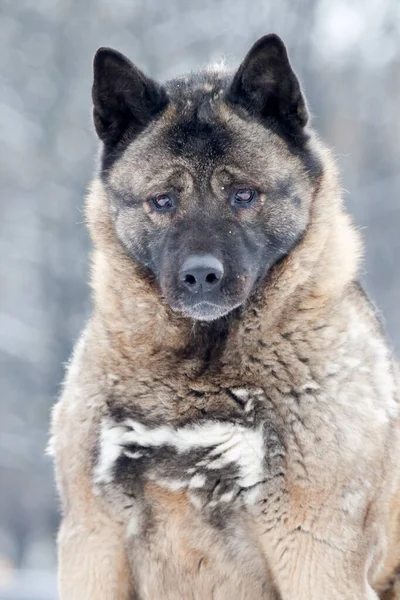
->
[86,160,361,372]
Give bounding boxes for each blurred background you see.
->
[1,0,399,596]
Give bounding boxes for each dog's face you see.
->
[92,35,321,321]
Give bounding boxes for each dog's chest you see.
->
[94,386,287,515]
[93,340,395,527]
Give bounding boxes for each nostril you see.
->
[184,274,196,286]
[205,272,219,285]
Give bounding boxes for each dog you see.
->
[50,34,400,599]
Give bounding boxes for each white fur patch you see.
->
[220,490,235,503]
[93,420,129,485]
[189,474,206,488]
[204,426,265,489]
[94,418,266,504]
[127,513,141,537]
[123,419,251,453]
[230,388,249,400]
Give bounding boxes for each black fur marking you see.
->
[167,113,230,162]
[165,82,232,162]
[113,454,145,497]
[112,440,243,503]
[190,390,205,398]
[106,399,167,430]
[161,73,233,164]
[225,388,247,409]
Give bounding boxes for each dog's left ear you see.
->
[227,34,308,132]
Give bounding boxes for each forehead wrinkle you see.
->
[215,164,261,182]
[212,163,273,191]
[110,161,198,199]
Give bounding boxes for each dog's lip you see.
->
[179,299,242,321]
[191,300,222,308]
[184,299,231,312]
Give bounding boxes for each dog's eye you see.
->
[232,188,256,206]
[151,194,175,211]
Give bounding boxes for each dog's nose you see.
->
[180,254,224,294]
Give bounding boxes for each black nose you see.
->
[180,254,224,294]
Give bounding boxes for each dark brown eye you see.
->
[233,188,256,206]
[151,194,175,211]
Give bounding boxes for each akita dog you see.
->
[50,34,400,599]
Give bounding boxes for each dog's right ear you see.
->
[92,47,168,146]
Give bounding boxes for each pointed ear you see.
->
[92,47,168,146]
[226,34,308,133]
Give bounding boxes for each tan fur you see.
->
[51,102,400,599]
[50,337,133,600]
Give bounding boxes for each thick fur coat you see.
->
[50,35,400,599]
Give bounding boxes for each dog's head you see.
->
[92,35,322,321]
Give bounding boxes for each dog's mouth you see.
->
[179,299,242,322]
[183,302,229,322]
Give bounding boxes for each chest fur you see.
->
[93,335,395,528]
[93,300,399,537]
